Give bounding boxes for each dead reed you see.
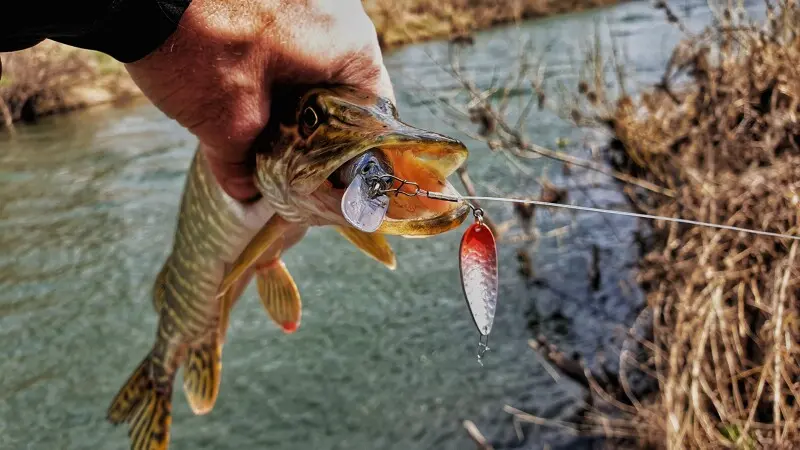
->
[570,1,800,447]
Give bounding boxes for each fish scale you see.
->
[164,165,234,331]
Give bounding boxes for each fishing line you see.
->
[365,172,800,241]
[360,172,800,364]
[458,195,800,241]
[367,174,800,241]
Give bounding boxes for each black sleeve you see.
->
[0,0,192,63]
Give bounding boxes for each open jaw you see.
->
[319,143,471,236]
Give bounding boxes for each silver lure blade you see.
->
[341,175,389,233]
[459,221,498,337]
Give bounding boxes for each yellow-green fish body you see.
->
[106,86,471,450]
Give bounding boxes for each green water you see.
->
[0,2,765,449]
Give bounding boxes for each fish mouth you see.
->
[319,137,471,236]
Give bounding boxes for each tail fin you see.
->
[107,354,173,450]
[182,337,222,415]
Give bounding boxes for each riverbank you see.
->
[0,0,624,128]
[365,0,623,49]
[0,41,139,128]
[590,1,800,447]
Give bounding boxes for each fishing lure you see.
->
[341,174,390,232]
[340,151,393,233]
[458,208,498,364]
[348,171,500,362]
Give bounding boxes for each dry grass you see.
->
[365,0,624,49]
[570,1,800,447]
[0,41,136,129]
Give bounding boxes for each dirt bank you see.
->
[0,41,139,128]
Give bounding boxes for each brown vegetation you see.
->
[364,0,623,49]
[436,1,800,448]
[0,41,137,129]
[596,1,800,447]
[0,41,139,129]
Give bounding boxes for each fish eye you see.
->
[301,106,319,133]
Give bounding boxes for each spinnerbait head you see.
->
[340,151,394,233]
[331,150,393,189]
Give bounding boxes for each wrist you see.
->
[53,0,193,63]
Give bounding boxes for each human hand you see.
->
[125,0,394,201]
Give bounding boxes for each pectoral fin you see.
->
[335,226,396,270]
[218,214,291,297]
[182,336,221,416]
[218,267,253,344]
[256,260,302,333]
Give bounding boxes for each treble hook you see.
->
[365,174,421,197]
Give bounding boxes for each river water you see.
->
[0,1,768,449]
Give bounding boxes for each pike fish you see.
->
[106,86,470,450]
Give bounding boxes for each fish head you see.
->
[253,85,470,236]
